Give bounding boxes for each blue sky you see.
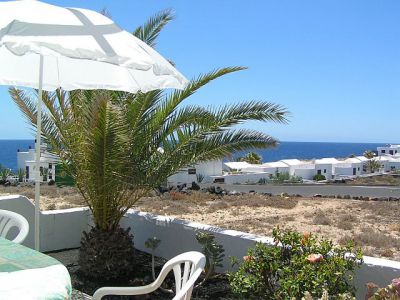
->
[0,0,399,143]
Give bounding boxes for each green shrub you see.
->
[258,177,268,184]
[272,172,290,183]
[289,175,303,183]
[313,174,326,181]
[228,228,363,299]
[366,278,400,299]
[196,173,205,183]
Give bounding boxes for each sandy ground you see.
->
[1,185,399,261]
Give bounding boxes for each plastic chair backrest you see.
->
[92,251,206,300]
[0,209,29,244]
[169,251,206,300]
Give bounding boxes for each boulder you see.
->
[177,183,186,191]
[191,181,200,191]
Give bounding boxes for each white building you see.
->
[334,157,364,177]
[260,161,290,175]
[210,171,271,185]
[375,156,391,172]
[314,158,341,180]
[377,144,400,156]
[385,156,400,171]
[17,143,59,182]
[223,161,263,173]
[280,159,315,180]
[353,156,369,173]
[167,160,223,185]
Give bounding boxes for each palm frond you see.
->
[133,9,174,47]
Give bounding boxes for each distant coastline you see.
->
[234,141,386,163]
[0,139,388,171]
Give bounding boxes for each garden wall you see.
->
[0,195,399,298]
[211,172,270,184]
[0,195,89,251]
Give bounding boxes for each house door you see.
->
[353,168,356,175]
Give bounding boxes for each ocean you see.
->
[0,140,386,171]
[248,141,385,163]
[0,140,34,171]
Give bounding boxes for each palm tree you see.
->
[365,159,381,173]
[10,10,288,282]
[238,152,263,164]
[363,150,376,159]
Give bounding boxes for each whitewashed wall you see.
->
[315,163,334,179]
[293,167,315,180]
[0,195,399,298]
[262,166,289,175]
[196,160,223,177]
[211,172,270,184]
[0,195,89,251]
[167,160,223,185]
[335,166,355,176]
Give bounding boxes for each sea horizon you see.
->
[0,139,391,171]
[0,138,395,144]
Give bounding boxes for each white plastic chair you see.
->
[0,209,29,244]
[93,251,206,300]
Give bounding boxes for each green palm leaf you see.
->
[133,9,174,47]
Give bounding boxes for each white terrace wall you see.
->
[0,195,89,251]
[0,195,399,298]
[120,211,400,299]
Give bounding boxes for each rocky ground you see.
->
[1,185,399,261]
[347,174,400,186]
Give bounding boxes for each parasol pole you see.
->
[34,54,44,251]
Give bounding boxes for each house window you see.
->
[26,166,29,179]
[357,167,360,171]
[389,150,394,155]
[49,173,53,180]
[382,150,386,153]
[49,163,52,169]
[188,168,196,175]
[323,169,327,173]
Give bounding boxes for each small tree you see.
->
[144,237,161,281]
[313,174,326,181]
[17,168,26,182]
[364,150,376,159]
[237,152,263,164]
[365,159,381,173]
[0,168,11,182]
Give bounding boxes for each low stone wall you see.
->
[0,195,399,298]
